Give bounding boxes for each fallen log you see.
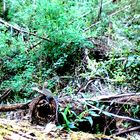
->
[0,89,140,135]
[0,103,29,112]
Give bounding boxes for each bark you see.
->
[0,103,29,112]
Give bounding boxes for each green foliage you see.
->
[80,0,140,91]
[0,0,94,99]
[0,0,140,102]
[84,48,140,90]
[8,0,90,44]
[59,103,100,131]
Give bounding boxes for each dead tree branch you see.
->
[0,103,29,112]
[0,18,53,42]
[0,89,11,102]
[115,126,140,136]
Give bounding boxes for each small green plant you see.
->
[131,105,140,118]
[60,105,77,130]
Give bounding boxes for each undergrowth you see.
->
[0,0,139,103]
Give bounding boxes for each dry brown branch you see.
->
[0,89,140,128]
[0,103,29,112]
[99,100,135,105]
[115,126,140,136]
[82,92,140,102]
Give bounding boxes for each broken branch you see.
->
[0,18,53,42]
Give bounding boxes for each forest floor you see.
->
[0,86,140,140]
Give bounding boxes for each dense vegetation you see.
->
[0,0,140,103]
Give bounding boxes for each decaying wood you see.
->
[0,90,140,129]
[0,103,29,112]
[29,94,58,125]
[30,82,58,124]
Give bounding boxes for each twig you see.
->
[99,100,135,106]
[69,0,112,25]
[115,126,140,136]
[0,18,53,42]
[84,21,101,32]
[109,5,130,17]
[97,0,103,21]
[84,101,140,123]
[26,40,43,52]
[103,94,136,133]
[0,89,11,102]
[82,92,140,102]
[84,4,132,32]
[77,79,93,93]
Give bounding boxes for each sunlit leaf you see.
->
[85,116,93,126]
